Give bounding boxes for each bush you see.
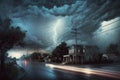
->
[0,63,19,80]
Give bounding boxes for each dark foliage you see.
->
[0,18,26,72]
[106,44,119,55]
[52,42,69,62]
[30,52,42,61]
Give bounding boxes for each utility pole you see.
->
[26,48,29,60]
[71,28,81,64]
[71,28,80,54]
[27,48,28,56]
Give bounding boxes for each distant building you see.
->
[102,53,118,62]
[84,45,100,62]
[63,44,99,64]
[118,45,120,55]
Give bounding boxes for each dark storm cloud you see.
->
[48,0,120,28]
[0,0,77,19]
[46,0,120,42]
[26,0,76,9]
[0,0,120,51]
[0,0,77,9]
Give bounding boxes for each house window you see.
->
[83,49,85,53]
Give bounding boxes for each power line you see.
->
[77,17,120,31]
[78,18,120,35]
[96,26,120,34]
[101,18,120,28]
[94,26,120,37]
[102,26,120,33]
[94,18,120,34]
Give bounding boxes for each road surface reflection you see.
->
[46,64,120,79]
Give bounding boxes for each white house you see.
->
[63,44,100,64]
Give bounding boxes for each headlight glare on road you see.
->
[45,64,120,79]
[46,64,55,68]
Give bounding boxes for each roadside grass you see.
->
[6,63,18,79]
[0,63,25,80]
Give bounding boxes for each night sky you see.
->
[0,0,120,58]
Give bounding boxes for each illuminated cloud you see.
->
[0,0,120,54]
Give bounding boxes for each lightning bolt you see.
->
[53,19,62,45]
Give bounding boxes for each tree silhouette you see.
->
[0,18,26,72]
[106,44,119,55]
[52,42,69,62]
[30,52,42,61]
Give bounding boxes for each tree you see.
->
[52,42,69,62]
[106,44,119,55]
[0,18,26,72]
[42,53,49,58]
[30,52,42,61]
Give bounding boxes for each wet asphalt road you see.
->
[17,61,119,80]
